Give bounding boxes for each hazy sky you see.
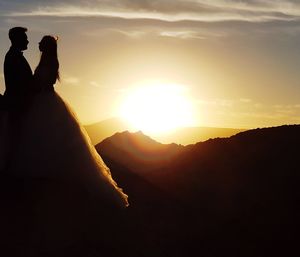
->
[0,0,300,128]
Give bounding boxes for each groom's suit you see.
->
[4,46,33,110]
[2,46,33,171]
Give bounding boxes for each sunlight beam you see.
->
[120,81,195,135]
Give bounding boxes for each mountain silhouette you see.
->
[84,118,129,145]
[153,126,247,145]
[1,124,298,257]
[96,124,300,257]
[96,130,183,173]
[84,117,246,145]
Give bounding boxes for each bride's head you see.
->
[39,35,58,53]
[37,35,60,81]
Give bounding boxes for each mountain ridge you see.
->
[0,124,298,257]
[84,117,247,145]
[97,124,300,176]
[96,130,184,173]
[96,124,299,257]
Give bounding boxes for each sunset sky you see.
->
[0,0,300,131]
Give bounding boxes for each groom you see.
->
[3,27,33,171]
[4,27,33,108]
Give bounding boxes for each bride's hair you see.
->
[36,35,60,81]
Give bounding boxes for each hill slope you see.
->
[97,125,300,257]
[153,126,247,145]
[1,125,298,257]
[96,130,184,173]
[84,118,129,145]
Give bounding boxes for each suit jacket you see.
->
[3,47,33,109]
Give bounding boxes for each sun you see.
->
[120,81,195,134]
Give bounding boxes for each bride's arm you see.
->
[34,66,57,92]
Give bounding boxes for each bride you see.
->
[9,35,128,209]
[0,35,131,257]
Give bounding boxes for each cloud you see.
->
[159,30,206,39]
[3,0,300,23]
[239,98,252,103]
[232,111,289,120]
[272,104,300,115]
[229,103,300,126]
[63,76,80,85]
[196,99,234,107]
[2,0,300,42]
[227,110,300,128]
[197,99,300,120]
[89,81,102,88]
[195,97,300,128]
[107,29,147,38]
[254,103,264,109]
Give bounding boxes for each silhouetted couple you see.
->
[0,27,128,208]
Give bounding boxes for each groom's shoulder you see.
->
[6,47,16,56]
[5,48,14,59]
[4,48,20,63]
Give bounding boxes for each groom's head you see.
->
[9,27,29,51]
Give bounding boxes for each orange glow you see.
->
[119,80,195,135]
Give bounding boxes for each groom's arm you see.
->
[4,51,33,96]
[4,52,22,95]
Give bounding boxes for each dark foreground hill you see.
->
[97,125,300,257]
[96,130,184,173]
[0,125,299,257]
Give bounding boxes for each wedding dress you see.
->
[0,89,129,257]
[0,67,128,209]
